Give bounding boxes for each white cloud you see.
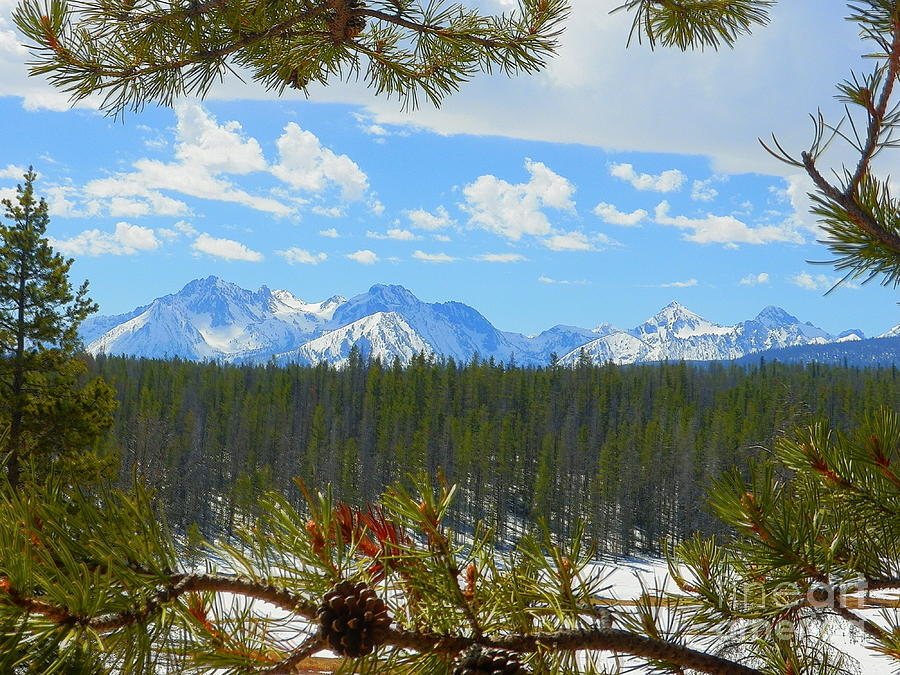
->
[778,173,820,232]
[82,103,290,217]
[369,199,385,215]
[543,231,617,252]
[49,222,160,256]
[593,202,647,226]
[691,179,718,202]
[740,272,770,286]
[346,249,379,265]
[277,247,327,265]
[462,159,575,240]
[656,278,698,288]
[0,0,863,179]
[115,222,161,251]
[312,205,345,217]
[474,253,528,263]
[174,220,198,237]
[351,112,408,139]
[334,0,857,177]
[44,186,102,218]
[405,205,454,231]
[272,122,368,201]
[157,228,181,241]
[367,228,421,240]
[538,275,589,286]
[106,198,151,218]
[192,233,263,262]
[0,164,26,180]
[91,156,290,216]
[789,271,858,292]
[433,234,452,242]
[542,231,595,251]
[45,103,372,221]
[792,272,820,291]
[654,201,804,246]
[173,101,267,174]
[319,228,340,238]
[610,163,686,192]
[412,250,457,263]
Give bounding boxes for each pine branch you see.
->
[385,626,764,675]
[259,635,324,675]
[797,11,900,258]
[830,605,887,641]
[613,0,774,50]
[0,572,318,631]
[12,0,568,113]
[0,570,767,675]
[756,4,900,287]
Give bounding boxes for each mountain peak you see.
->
[650,301,705,323]
[633,302,728,341]
[179,275,246,297]
[182,275,221,289]
[82,277,865,367]
[755,305,800,328]
[367,284,420,305]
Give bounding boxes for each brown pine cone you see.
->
[452,646,531,675]
[326,0,367,41]
[316,580,391,657]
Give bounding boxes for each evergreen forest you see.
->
[89,352,900,554]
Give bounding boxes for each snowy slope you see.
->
[86,276,344,361]
[329,284,527,364]
[276,312,431,367]
[504,323,621,364]
[561,303,841,365]
[84,277,887,368]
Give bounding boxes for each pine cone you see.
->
[326,0,367,41]
[452,646,531,675]
[283,69,310,90]
[316,580,391,657]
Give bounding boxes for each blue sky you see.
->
[1,0,899,338]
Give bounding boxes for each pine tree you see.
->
[0,169,116,489]
[12,0,567,115]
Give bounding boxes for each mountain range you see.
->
[79,276,900,367]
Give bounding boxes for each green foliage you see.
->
[0,169,117,489]
[12,0,567,114]
[0,471,765,675]
[93,353,900,554]
[667,409,900,673]
[755,1,900,289]
[614,0,774,50]
[611,0,900,289]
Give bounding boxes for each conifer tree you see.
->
[0,169,116,489]
[12,0,567,114]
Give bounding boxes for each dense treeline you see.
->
[87,352,900,555]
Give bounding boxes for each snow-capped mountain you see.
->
[278,312,431,367]
[509,324,621,363]
[559,303,850,366]
[85,276,344,361]
[82,276,877,367]
[326,283,524,361]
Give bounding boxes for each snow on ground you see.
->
[585,558,897,674]
[193,554,898,673]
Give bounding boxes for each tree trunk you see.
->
[8,261,27,490]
